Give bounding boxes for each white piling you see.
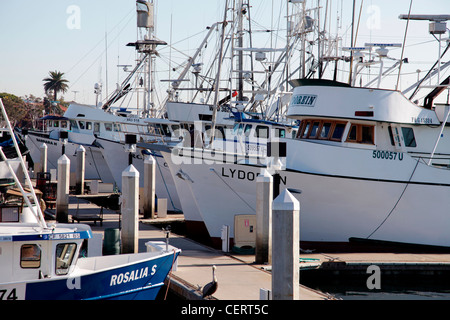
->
[39,143,47,173]
[255,169,273,264]
[121,164,140,254]
[56,154,70,223]
[75,145,85,195]
[143,155,156,219]
[271,189,300,300]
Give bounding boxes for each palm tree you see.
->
[43,71,69,102]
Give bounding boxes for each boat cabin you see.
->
[0,223,91,284]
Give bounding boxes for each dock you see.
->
[52,195,331,300]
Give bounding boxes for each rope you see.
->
[164,249,177,300]
[366,158,420,239]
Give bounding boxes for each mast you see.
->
[209,1,229,146]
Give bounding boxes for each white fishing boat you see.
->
[159,12,450,251]
[0,98,180,300]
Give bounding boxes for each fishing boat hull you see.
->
[96,137,182,212]
[0,250,179,300]
[163,142,450,250]
[25,132,115,183]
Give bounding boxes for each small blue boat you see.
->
[0,223,180,300]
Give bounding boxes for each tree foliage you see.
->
[43,70,69,101]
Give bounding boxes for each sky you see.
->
[0,0,449,106]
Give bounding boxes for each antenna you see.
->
[399,14,450,84]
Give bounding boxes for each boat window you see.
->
[78,121,85,130]
[291,129,298,139]
[48,121,53,128]
[402,127,416,148]
[244,124,252,137]
[86,122,92,130]
[70,120,78,130]
[361,125,374,144]
[61,121,67,128]
[171,124,180,133]
[309,121,321,138]
[21,244,41,268]
[347,125,357,142]
[55,243,77,275]
[216,126,226,139]
[319,122,332,139]
[255,125,269,139]
[54,121,59,128]
[114,123,121,132]
[233,123,244,135]
[275,128,286,138]
[331,123,346,141]
[388,126,395,146]
[298,119,348,142]
[105,123,113,132]
[301,121,310,138]
[94,122,100,133]
[346,123,375,144]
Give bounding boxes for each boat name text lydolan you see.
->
[411,117,433,124]
[109,265,156,286]
[291,94,318,107]
[36,138,57,146]
[372,150,403,161]
[221,167,287,184]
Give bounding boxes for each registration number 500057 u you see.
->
[372,150,403,161]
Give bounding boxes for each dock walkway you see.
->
[54,196,330,300]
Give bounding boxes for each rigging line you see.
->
[210,168,255,212]
[66,9,134,75]
[366,158,420,239]
[396,0,413,91]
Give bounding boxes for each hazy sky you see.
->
[0,0,449,105]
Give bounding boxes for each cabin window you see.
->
[114,123,121,132]
[309,121,320,138]
[61,121,67,128]
[94,122,100,133]
[319,122,332,139]
[20,244,41,268]
[346,123,375,144]
[347,125,357,142]
[54,121,59,128]
[255,126,269,139]
[55,243,77,275]
[70,120,78,130]
[233,123,244,135]
[48,121,53,128]
[104,123,113,132]
[78,121,85,130]
[402,127,416,148]
[275,128,286,138]
[217,126,226,139]
[331,123,346,141]
[86,122,92,130]
[244,125,252,137]
[301,121,311,138]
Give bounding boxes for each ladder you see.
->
[0,99,47,229]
